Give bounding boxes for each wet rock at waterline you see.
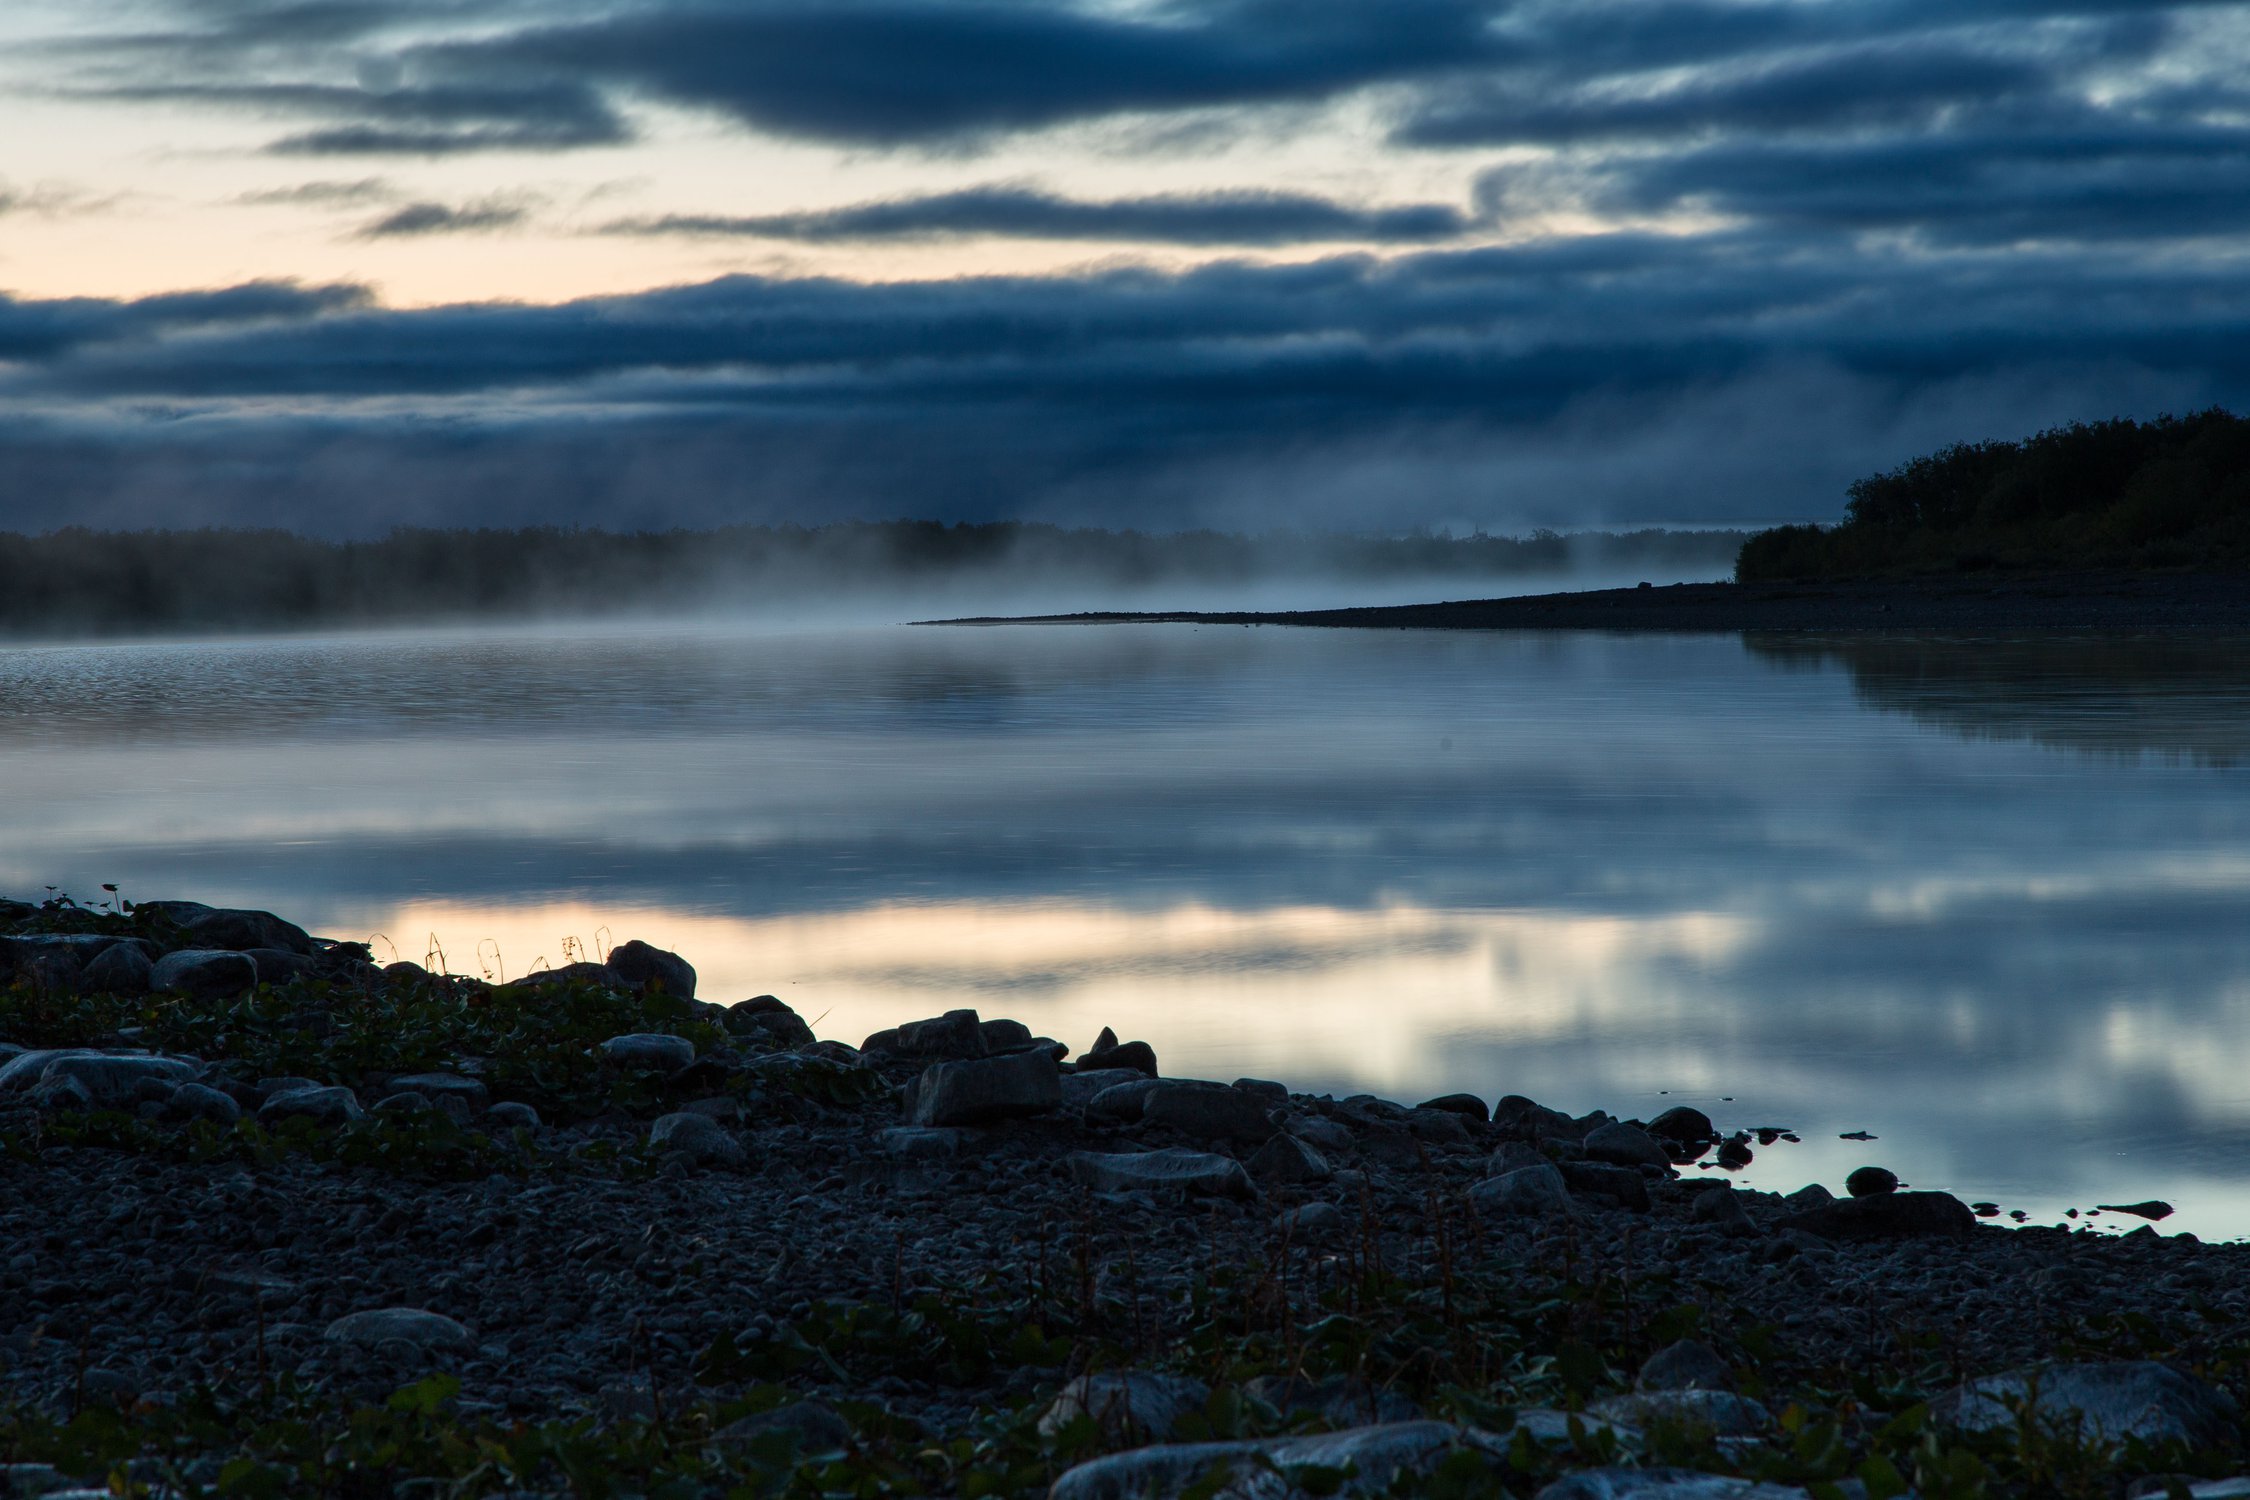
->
[1777,1190,1976,1240]
[1845,1165,1900,1198]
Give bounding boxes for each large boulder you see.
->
[139,903,314,956]
[725,996,816,1049]
[1087,1077,1165,1122]
[1039,1372,1211,1445]
[1247,1132,1333,1186]
[1775,1190,1976,1240]
[81,941,154,996]
[1583,1121,1671,1169]
[1940,1361,2240,1449]
[909,1049,1061,1126]
[36,1053,198,1109]
[1050,1422,1508,1500]
[865,1009,989,1061]
[1142,1082,1277,1143]
[1080,1037,1159,1077]
[150,949,259,999]
[605,940,696,998]
[1469,1163,1573,1219]
[1638,1340,1736,1393]
[1068,1148,1253,1199]
[648,1111,746,1166]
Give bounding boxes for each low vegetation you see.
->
[1735,410,2250,580]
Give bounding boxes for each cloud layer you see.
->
[3,0,2247,531]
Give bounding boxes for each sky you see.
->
[2,0,2248,535]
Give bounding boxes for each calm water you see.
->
[4,621,2249,1234]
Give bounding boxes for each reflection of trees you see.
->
[1749,636,2250,765]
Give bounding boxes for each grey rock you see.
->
[910,1049,1061,1126]
[1494,1094,1584,1140]
[725,996,816,1049]
[1040,1372,1211,1445]
[1845,1166,1900,1198]
[710,1399,851,1456]
[516,961,625,991]
[1290,1116,1356,1153]
[1941,1361,2240,1449]
[165,905,314,955]
[324,1307,472,1354]
[0,1462,76,1496]
[1068,1148,1254,1199]
[879,1126,964,1160]
[1087,1077,1164,1122]
[1583,1120,1671,1169]
[1638,1340,1736,1393]
[1588,1390,1773,1437]
[1777,1190,1975,1240]
[1559,1160,1652,1212]
[1244,1375,1421,1427]
[1469,1164,1572,1218]
[163,1082,242,1126]
[1080,1038,1158,1076]
[1275,1202,1345,1237]
[1406,1107,1473,1145]
[1416,1092,1489,1121]
[255,1076,322,1100]
[1061,1068,1156,1109]
[979,1018,1035,1052]
[32,1052,196,1108]
[1143,1082,1276,1143]
[1232,1077,1288,1104]
[1050,1421,1507,1500]
[1646,1105,1717,1147]
[81,942,154,996]
[28,1074,94,1113]
[149,949,258,999]
[1247,1131,1332,1186]
[1783,1183,1835,1211]
[387,1072,488,1112]
[648,1111,746,1165]
[486,1101,541,1129]
[876,1009,988,1060]
[1691,1186,1757,1235]
[1537,1470,1813,1500]
[600,1033,695,1071]
[257,1086,363,1127]
[371,1092,435,1116]
[242,948,316,985]
[604,939,696,998]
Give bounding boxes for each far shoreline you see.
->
[922,568,2250,635]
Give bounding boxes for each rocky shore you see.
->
[1,894,2246,1499]
[927,570,2250,635]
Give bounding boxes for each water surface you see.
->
[4,621,2248,1235]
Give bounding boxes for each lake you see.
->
[4,619,2249,1235]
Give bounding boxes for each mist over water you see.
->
[4,620,2247,1235]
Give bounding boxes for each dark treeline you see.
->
[1736,409,2250,581]
[0,521,1742,638]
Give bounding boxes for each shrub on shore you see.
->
[1735,411,2250,580]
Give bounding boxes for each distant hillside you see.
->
[1736,410,2250,581]
[0,521,1743,639]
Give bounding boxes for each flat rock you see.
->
[1061,1068,1156,1109]
[1068,1148,1253,1199]
[709,1399,851,1456]
[324,1308,472,1353]
[149,949,258,1000]
[648,1111,746,1165]
[1941,1360,2240,1449]
[878,1125,964,1159]
[1776,1189,1975,1240]
[1469,1163,1572,1218]
[1087,1077,1165,1121]
[1559,1159,1652,1212]
[910,1049,1061,1126]
[1050,1421,1505,1500]
[600,1033,696,1071]
[1244,1375,1420,1427]
[1039,1371,1211,1445]
[0,1051,194,1107]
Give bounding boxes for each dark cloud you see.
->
[483,0,1506,147]
[609,184,1472,245]
[0,280,369,361]
[81,79,628,156]
[355,197,529,236]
